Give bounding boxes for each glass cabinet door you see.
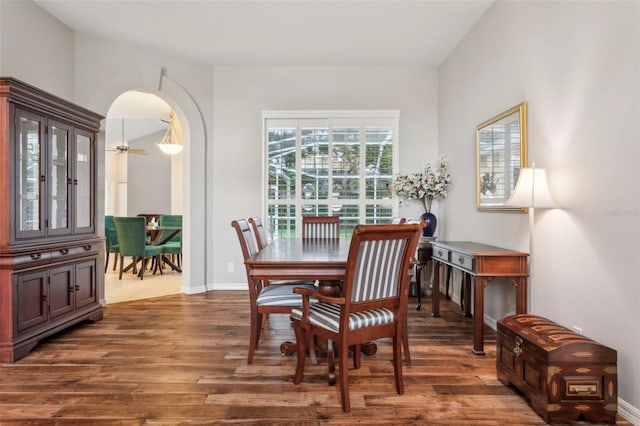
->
[48,121,71,235]
[74,129,94,233]
[15,109,45,239]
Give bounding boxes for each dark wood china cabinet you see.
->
[0,77,104,362]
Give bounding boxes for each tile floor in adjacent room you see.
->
[104,257,182,304]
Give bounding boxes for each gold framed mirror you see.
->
[476,102,528,211]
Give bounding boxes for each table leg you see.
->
[515,276,527,314]
[432,261,441,317]
[160,255,182,272]
[415,264,422,311]
[472,277,487,355]
[463,274,472,317]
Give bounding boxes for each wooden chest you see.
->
[497,314,617,424]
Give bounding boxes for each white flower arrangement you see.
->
[393,155,452,213]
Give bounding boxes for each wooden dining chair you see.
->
[248,216,316,290]
[113,217,164,280]
[291,222,424,412]
[248,216,269,250]
[231,219,318,364]
[302,216,340,239]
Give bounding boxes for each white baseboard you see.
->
[619,398,640,425]
[209,282,246,291]
[181,283,210,294]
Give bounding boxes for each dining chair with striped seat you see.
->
[248,216,269,250]
[231,218,318,364]
[291,222,424,412]
[302,216,340,239]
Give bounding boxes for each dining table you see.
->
[245,237,350,296]
[245,237,378,356]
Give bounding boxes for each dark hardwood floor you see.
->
[0,291,630,425]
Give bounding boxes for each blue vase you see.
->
[420,212,437,237]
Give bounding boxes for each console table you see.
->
[431,241,528,355]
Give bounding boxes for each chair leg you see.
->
[352,344,361,369]
[247,308,261,364]
[337,341,351,412]
[105,252,110,273]
[403,313,411,365]
[118,255,124,280]
[308,334,318,365]
[153,255,164,275]
[292,319,307,385]
[327,340,336,386]
[139,257,146,280]
[113,254,118,271]
[393,329,405,396]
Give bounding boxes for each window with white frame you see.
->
[263,111,399,239]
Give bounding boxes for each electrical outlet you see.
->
[228,262,235,273]
[573,325,583,335]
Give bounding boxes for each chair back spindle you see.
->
[302,216,340,239]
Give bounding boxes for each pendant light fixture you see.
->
[157,110,183,155]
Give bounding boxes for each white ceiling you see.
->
[34,0,493,67]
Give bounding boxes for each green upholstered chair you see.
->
[113,216,163,280]
[157,214,182,269]
[104,215,120,273]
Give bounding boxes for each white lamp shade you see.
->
[505,167,556,208]
[158,142,183,155]
[157,110,183,155]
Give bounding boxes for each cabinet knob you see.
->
[73,179,78,185]
[60,248,69,255]
[41,294,48,302]
[438,250,443,256]
[30,253,41,260]
[83,245,91,251]
[40,175,46,182]
[458,256,465,264]
[75,284,80,291]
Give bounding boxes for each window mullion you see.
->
[359,120,367,225]
[295,121,302,233]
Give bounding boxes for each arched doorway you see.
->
[87,67,207,305]
[104,91,183,303]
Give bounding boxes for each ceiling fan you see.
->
[106,119,148,155]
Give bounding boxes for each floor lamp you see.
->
[505,160,556,312]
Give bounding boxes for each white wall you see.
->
[72,34,212,294]
[126,130,172,216]
[0,0,74,99]
[439,0,639,414]
[212,66,438,287]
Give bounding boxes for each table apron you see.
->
[249,267,345,281]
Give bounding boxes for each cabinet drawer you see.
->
[50,243,100,261]
[433,247,450,262]
[452,252,474,272]
[12,252,52,267]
